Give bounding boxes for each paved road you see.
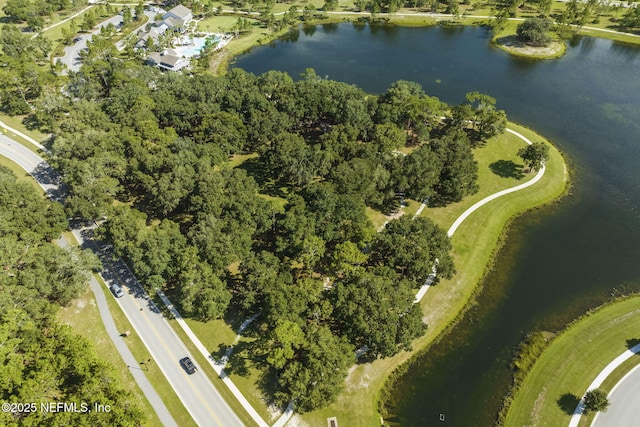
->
[57,235,180,427]
[0,134,64,201]
[81,229,244,427]
[568,342,640,427]
[0,134,177,426]
[592,363,640,427]
[0,135,243,427]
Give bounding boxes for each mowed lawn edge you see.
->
[297,122,568,426]
[504,295,640,427]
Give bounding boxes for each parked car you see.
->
[110,284,124,298]
[180,357,197,374]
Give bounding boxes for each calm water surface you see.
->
[233,24,640,426]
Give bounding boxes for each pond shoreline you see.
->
[226,21,638,427]
[210,11,640,74]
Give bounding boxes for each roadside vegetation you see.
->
[503,295,640,426]
[58,287,165,427]
[0,166,147,426]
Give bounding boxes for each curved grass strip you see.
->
[505,296,640,427]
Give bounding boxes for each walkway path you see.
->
[0,134,178,427]
[158,291,270,427]
[0,134,243,427]
[414,128,546,302]
[568,343,640,427]
[32,4,95,39]
[0,125,293,426]
[1,121,546,426]
[58,236,180,427]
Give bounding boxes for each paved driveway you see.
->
[57,15,124,73]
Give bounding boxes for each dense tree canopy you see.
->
[331,267,426,358]
[0,26,52,115]
[369,216,455,287]
[27,61,508,410]
[2,0,77,30]
[0,167,145,426]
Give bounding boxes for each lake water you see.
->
[232,24,640,426]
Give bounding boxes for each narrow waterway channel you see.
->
[233,24,640,425]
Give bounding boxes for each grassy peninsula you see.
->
[293,123,568,425]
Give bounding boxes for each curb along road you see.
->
[0,134,242,427]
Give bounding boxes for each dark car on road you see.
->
[110,284,124,298]
[180,357,197,374]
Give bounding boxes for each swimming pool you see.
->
[174,35,221,58]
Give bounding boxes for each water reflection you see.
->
[302,24,316,36]
[279,28,300,43]
[611,40,640,58]
[321,22,339,33]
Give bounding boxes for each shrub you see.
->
[583,388,610,413]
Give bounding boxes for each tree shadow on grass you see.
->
[557,393,581,415]
[489,160,525,179]
[222,340,252,377]
[211,343,229,362]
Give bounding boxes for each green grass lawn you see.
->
[575,354,640,427]
[164,314,264,426]
[1,2,93,35]
[58,287,163,427]
[366,206,390,230]
[226,152,259,168]
[417,126,535,230]
[504,296,640,426]
[297,122,568,426]
[0,113,50,154]
[163,123,567,427]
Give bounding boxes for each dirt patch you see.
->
[285,414,310,427]
[209,50,231,74]
[527,386,547,427]
[267,403,282,423]
[496,35,565,59]
[345,364,373,391]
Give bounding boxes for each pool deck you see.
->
[173,33,233,58]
